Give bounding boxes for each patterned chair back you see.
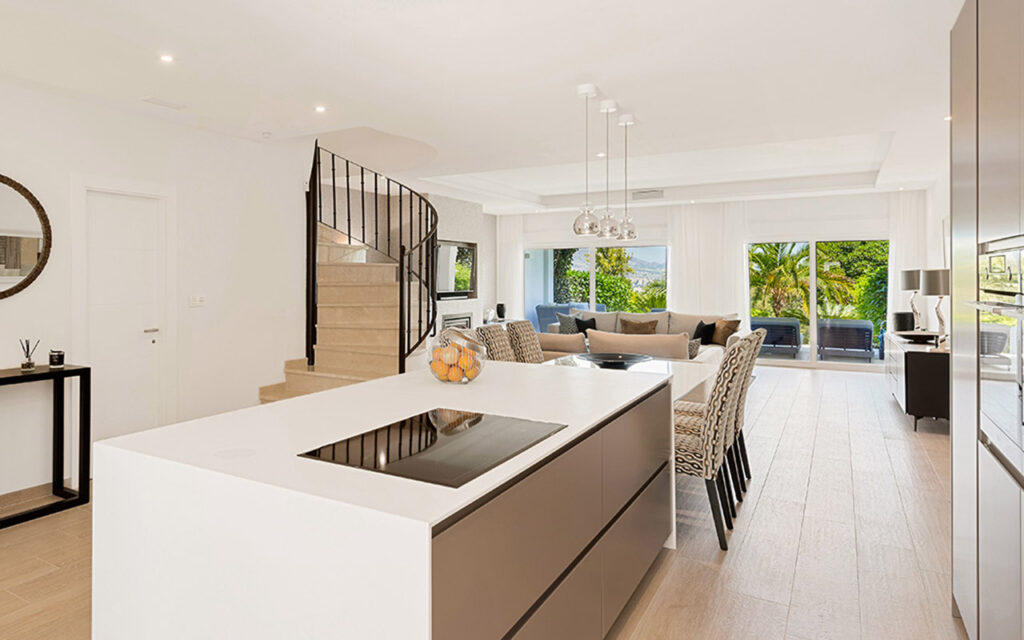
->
[725,329,766,448]
[693,339,748,478]
[476,324,517,362]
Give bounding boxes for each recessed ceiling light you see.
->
[899,187,905,191]
[690,200,696,204]
[159,54,174,63]
[944,115,952,121]
[315,105,326,113]
[596,152,606,158]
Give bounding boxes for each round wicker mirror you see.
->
[0,174,51,300]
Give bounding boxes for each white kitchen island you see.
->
[93,361,687,639]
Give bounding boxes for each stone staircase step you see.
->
[317,302,399,324]
[314,346,400,375]
[316,324,399,347]
[317,243,368,264]
[317,263,398,284]
[318,282,399,304]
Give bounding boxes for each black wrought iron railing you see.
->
[306,142,438,373]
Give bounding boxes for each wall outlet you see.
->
[188,295,207,308]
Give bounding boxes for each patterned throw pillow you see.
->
[556,312,580,334]
[476,325,516,362]
[688,339,701,360]
[506,321,544,364]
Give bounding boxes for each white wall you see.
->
[427,194,497,327]
[497,190,941,331]
[0,82,311,495]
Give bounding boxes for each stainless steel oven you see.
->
[974,240,1024,475]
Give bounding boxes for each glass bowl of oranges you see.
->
[429,328,486,384]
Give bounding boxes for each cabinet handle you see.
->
[143,328,160,334]
[980,431,1024,491]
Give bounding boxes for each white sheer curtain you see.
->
[887,190,929,329]
[667,202,748,317]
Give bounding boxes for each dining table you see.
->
[545,354,716,403]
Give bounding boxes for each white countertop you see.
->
[96,361,674,527]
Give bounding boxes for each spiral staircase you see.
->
[259,143,438,403]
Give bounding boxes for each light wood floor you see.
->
[0,367,965,639]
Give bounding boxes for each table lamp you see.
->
[920,268,950,336]
[900,269,922,330]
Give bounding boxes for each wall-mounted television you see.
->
[436,240,477,299]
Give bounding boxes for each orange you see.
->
[447,367,464,382]
[464,367,479,380]
[430,360,448,378]
[441,346,460,365]
[431,347,445,362]
[457,353,474,371]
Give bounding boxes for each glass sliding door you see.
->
[523,246,669,329]
[815,240,889,363]
[748,242,811,361]
[523,248,591,330]
[593,246,667,312]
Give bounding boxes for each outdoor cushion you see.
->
[586,330,690,360]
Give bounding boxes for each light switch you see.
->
[189,295,207,308]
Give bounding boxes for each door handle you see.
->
[143,328,160,334]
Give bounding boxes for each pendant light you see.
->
[617,113,637,240]
[573,84,599,236]
[597,99,619,239]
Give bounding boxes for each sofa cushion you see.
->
[618,311,669,334]
[695,320,716,345]
[620,318,658,335]
[586,330,690,360]
[668,312,732,336]
[575,316,597,334]
[556,312,580,334]
[712,318,742,346]
[579,310,618,332]
[688,339,701,360]
[537,332,587,355]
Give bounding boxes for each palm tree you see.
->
[748,243,853,319]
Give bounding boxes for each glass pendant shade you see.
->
[597,210,619,238]
[573,204,599,235]
[618,217,637,240]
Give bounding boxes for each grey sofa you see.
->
[817,318,874,362]
[750,317,802,358]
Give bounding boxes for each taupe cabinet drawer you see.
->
[432,434,603,640]
[514,466,672,640]
[431,384,671,640]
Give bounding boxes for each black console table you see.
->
[0,364,90,529]
[884,334,949,430]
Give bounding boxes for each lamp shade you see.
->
[900,269,921,291]
[920,268,950,296]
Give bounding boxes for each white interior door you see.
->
[85,190,167,441]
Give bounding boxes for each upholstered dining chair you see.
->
[673,339,749,551]
[476,324,517,362]
[506,320,545,364]
[675,329,765,508]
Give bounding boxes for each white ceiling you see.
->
[0,0,965,212]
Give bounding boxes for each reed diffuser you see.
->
[19,339,39,371]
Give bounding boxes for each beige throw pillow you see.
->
[579,310,618,332]
[537,332,587,354]
[587,330,690,360]
[712,319,741,346]
[620,318,658,335]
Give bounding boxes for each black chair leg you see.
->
[737,430,752,480]
[729,446,746,495]
[705,479,728,550]
[721,460,738,518]
[716,469,734,529]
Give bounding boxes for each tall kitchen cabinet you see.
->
[951,1,979,636]
[954,0,1024,637]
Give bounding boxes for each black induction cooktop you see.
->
[299,409,567,488]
